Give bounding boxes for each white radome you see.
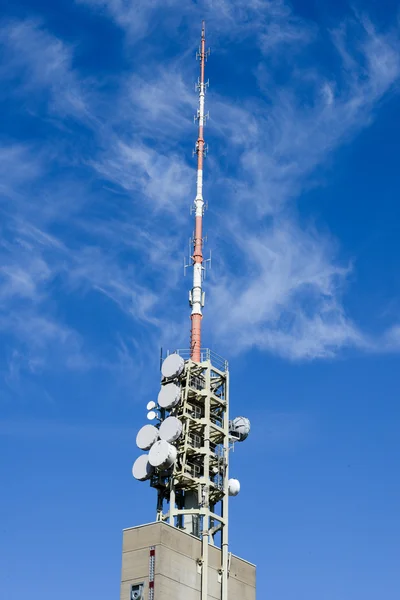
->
[149,440,177,470]
[161,353,185,379]
[136,424,159,451]
[230,416,251,442]
[159,416,183,443]
[147,410,158,421]
[132,455,154,481]
[228,478,241,496]
[158,382,181,410]
[146,400,157,411]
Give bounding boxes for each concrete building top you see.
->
[122,520,256,568]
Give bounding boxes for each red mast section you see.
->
[190,21,208,362]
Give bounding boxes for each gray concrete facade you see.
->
[120,522,256,600]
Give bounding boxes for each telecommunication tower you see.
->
[123,22,255,600]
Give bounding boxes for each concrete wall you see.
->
[120,522,256,600]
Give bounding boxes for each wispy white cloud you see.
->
[1,3,400,377]
[202,15,400,358]
[0,20,90,119]
[76,0,314,56]
[75,0,187,41]
[208,220,364,359]
[90,141,193,215]
[0,139,186,381]
[214,23,400,216]
[0,144,44,199]
[206,0,315,53]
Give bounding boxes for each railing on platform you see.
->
[170,348,229,372]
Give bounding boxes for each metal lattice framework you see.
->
[151,351,230,600]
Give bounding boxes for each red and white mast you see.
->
[131,23,253,600]
[190,21,208,362]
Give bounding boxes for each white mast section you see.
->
[190,20,208,362]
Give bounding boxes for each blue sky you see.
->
[1,0,400,598]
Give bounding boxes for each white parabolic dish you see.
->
[230,416,251,441]
[161,353,185,379]
[136,424,159,451]
[228,478,241,496]
[159,416,183,443]
[158,382,181,409]
[132,455,154,481]
[149,440,177,470]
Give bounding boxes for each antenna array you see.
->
[133,350,250,600]
[131,23,252,600]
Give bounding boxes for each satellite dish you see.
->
[228,478,241,496]
[147,410,157,421]
[136,424,159,451]
[159,416,183,443]
[229,416,251,442]
[146,401,157,410]
[161,353,185,379]
[158,382,181,410]
[148,440,177,470]
[132,455,154,481]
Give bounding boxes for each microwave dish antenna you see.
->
[161,353,185,379]
[136,424,159,451]
[149,440,177,470]
[132,455,154,481]
[229,416,251,442]
[228,478,241,496]
[158,382,181,409]
[159,416,183,443]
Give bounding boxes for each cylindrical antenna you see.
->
[190,20,208,362]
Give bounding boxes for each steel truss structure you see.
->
[151,350,230,600]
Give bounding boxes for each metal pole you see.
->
[221,368,230,600]
[201,359,211,599]
[190,21,207,362]
[169,480,176,526]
